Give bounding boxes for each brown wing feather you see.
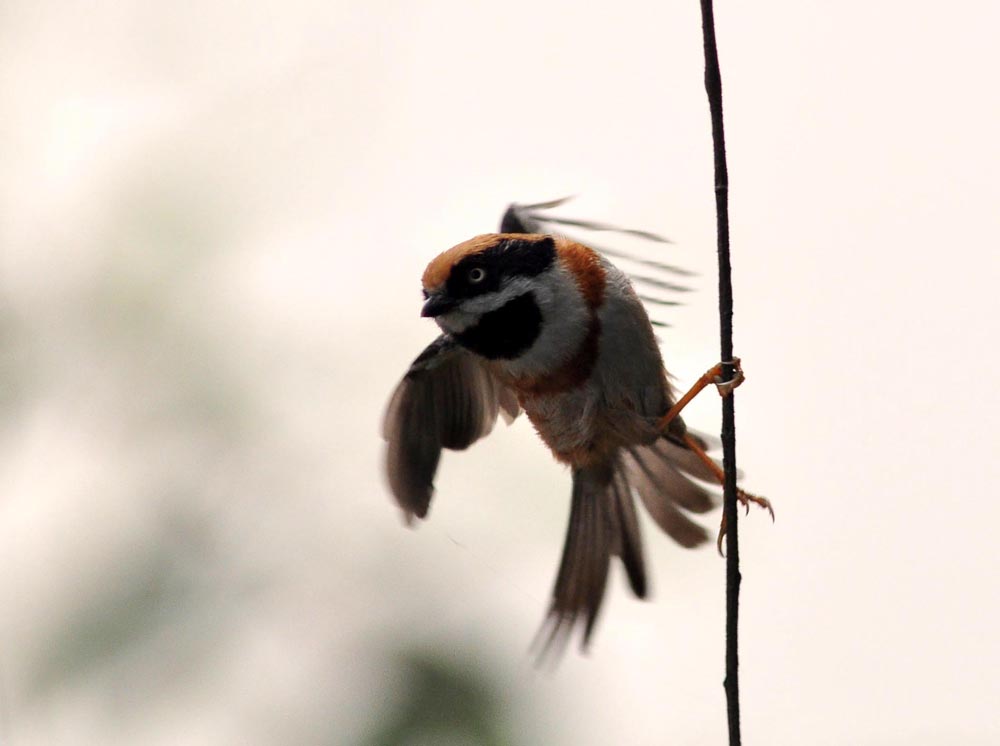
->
[383,335,519,522]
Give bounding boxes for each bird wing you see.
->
[500,198,693,330]
[382,334,520,522]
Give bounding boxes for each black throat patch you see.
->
[454,292,542,360]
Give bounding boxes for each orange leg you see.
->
[656,358,745,434]
[681,432,774,555]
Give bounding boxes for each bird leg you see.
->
[655,359,770,553]
[656,358,745,434]
[680,432,773,555]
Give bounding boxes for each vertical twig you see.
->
[697,1,742,744]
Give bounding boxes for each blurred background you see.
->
[2,1,998,744]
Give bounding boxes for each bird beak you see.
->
[421,293,457,318]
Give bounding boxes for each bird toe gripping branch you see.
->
[655,358,774,555]
[713,358,745,398]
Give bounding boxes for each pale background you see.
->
[2,1,998,744]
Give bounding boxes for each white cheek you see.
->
[460,277,536,314]
[436,310,479,334]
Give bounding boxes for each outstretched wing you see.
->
[383,335,520,522]
[500,198,694,330]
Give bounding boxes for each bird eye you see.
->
[468,267,486,283]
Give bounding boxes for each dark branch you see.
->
[697,1,743,744]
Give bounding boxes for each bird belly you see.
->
[520,385,612,466]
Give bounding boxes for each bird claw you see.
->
[716,487,775,555]
[713,358,744,398]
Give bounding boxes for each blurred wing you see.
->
[383,335,520,522]
[500,198,693,331]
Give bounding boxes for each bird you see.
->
[382,200,770,656]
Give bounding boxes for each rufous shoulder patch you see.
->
[555,238,606,309]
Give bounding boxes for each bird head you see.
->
[420,233,560,359]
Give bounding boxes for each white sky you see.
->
[1,1,999,744]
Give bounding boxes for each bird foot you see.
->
[716,488,774,555]
[713,358,744,398]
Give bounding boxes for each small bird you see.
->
[383,203,769,655]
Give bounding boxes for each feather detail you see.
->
[383,335,519,522]
[535,456,651,660]
[623,440,719,548]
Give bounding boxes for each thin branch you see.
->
[697,1,743,744]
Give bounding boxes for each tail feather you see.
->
[538,459,647,659]
[627,446,709,548]
[655,435,718,487]
[540,466,612,657]
[624,436,720,548]
[610,467,646,598]
[538,435,723,659]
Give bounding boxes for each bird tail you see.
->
[621,432,718,548]
[534,435,718,661]
[534,458,646,660]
